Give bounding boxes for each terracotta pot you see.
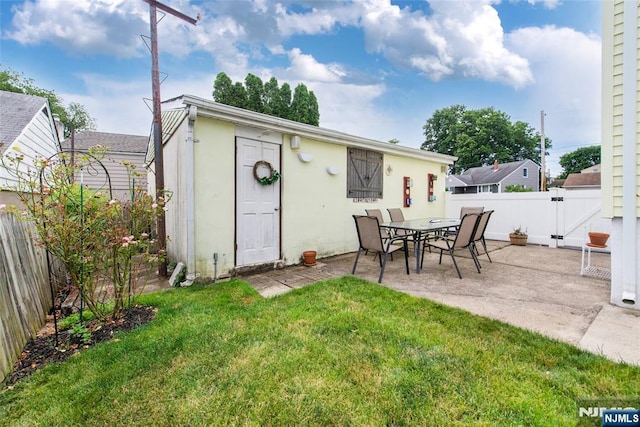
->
[588,232,609,248]
[509,233,528,246]
[303,250,317,266]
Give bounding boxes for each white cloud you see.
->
[64,71,216,136]
[285,48,345,82]
[360,0,534,88]
[5,0,536,89]
[507,25,601,175]
[4,0,601,177]
[311,81,385,132]
[5,0,148,58]
[274,2,360,36]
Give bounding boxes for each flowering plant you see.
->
[1,147,169,320]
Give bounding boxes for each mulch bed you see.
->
[3,305,156,388]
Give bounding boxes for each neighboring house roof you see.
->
[61,131,148,154]
[0,91,50,153]
[581,164,601,173]
[446,175,469,187]
[564,172,601,188]
[448,160,537,187]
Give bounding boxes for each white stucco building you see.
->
[147,95,456,281]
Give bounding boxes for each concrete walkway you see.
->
[243,242,640,366]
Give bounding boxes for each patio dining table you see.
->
[380,218,461,273]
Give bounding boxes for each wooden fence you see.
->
[0,212,51,383]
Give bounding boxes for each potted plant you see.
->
[587,231,609,247]
[509,226,528,246]
[302,250,317,266]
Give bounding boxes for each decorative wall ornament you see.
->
[253,160,280,186]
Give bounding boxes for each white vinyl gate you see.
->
[445,188,611,248]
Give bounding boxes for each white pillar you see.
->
[611,1,639,309]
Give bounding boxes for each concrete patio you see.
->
[243,241,640,367]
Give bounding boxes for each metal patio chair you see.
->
[366,209,391,241]
[352,215,410,283]
[422,212,481,279]
[459,206,484,217]
[471,210,494,266]
[386,208,415,241]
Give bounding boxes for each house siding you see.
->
[163,117,191,273]
[192,118,237,277]
[499,162,539,191]
[1,106,59,190]
[279,137,449,267]
[74,151,148,200]
[602,0,640,311]
[604,1,639,218]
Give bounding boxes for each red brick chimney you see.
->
[493,160,499,170]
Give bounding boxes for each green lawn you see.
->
[1,277,638,426]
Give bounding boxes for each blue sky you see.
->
[0,0,602,177]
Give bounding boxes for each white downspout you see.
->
[621,0,638,304]
[185,105,196,282]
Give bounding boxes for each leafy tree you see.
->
[0,66,96,138]
[229,82,247,108]
[388,138,400,144]
[244,73,264,113]
[212,73,247,108]
[67,102,96,134]
[212,72,234,105]
[558,145,601,179]
[275,82,292,118]
[505,184,533,192]
[212,72,318,125]
[307,91,320,126]
[422,105,550,174]
[290,84,320,126]
[262,77,280,116]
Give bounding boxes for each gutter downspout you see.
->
[185,104,197,283]
[621,0,638,304]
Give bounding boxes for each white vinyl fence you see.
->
[446,188,610,248]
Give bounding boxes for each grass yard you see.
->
[1,277,639,425]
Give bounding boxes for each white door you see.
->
[236,138,281,266]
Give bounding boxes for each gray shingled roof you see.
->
[564,172,601,188]
[451,160,531,185]
[61,131,149,154]
[0,90,48,154]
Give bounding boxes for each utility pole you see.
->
[142,0,198,276]
[540,110,546,192]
